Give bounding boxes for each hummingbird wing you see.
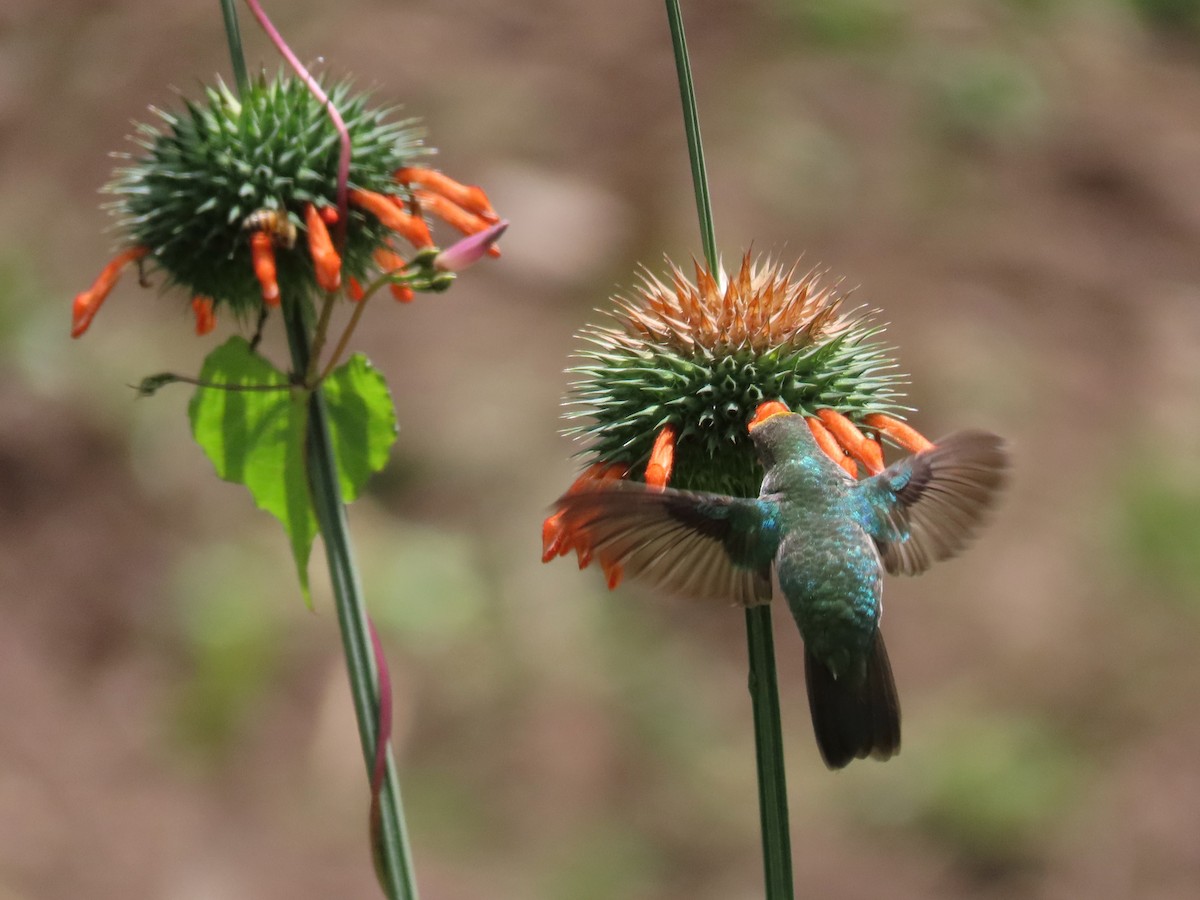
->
[553,481,782,605]
[852,429,1008,575]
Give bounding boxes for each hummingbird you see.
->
[552,407,1008,768]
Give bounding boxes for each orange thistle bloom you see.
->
[304,203,342,292]
[191,296,216,335]
[395,166,499,222]
[751,400,874,475]
[803,416,857,477]
[863,413,935,454]
[541,463,628,564]
[412,190,502,258]
[372,247,413,302]
[644,425,677,489]
[248,231,281,306]
[748,400,790,428]
[70,245,149,338]
[816,408,884,475]
[600,557,624,591]
[348,188,434,248]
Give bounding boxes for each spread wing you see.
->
[853,430,1008,576]
[553,481,782,606]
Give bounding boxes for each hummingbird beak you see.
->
[748,400,791,432]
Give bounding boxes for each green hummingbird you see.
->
[552,409,1008,768]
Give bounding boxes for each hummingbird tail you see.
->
[805,630,900,769]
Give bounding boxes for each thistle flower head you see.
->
[567,253,909,497]
[72,72,502,337]
[113,74,419,315]
[542,253,931,584]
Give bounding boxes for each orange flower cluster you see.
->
[71,166,500,338]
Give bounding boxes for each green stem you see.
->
[217,5,417,897]
[320,295,371,382]
[664,2,794,897]
[745,606,794,899]
[307,292,338,384]
[217,0,249,93]
[665,0,717,270]
[281,298,418,900]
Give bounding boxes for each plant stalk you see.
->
[218,4,418,896]
[744,605,794,898]
[281,298,418,900]
[664,2,795,897]
[218,0,249,93]
[665,0,718,270]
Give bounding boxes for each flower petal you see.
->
[433,221,508,272]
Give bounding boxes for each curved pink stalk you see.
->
[367,617,394,873]
[244,0,351,246]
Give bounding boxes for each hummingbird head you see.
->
[747,402,815,469]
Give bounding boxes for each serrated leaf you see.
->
[187,337,315,601]
[187,339,398,605]
[322,353,399,502]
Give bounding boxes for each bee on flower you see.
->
[71,74,505,339]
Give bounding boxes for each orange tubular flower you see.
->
[817,408,884,475]
[394,167,499,222]
[348,188,434,248]
[644,425,677,489]
[861,436,883,471]
[372,247,413,302]
[863,413,934,454]
[347,277,366,302]
[541,463,628,563]
[70,246,149,338]
[748,400,791,430]
[599,557,624,591]
[304,203,342,292]
[248,231,280,306]
[191,296,216,335]
[413,190,502,258]
[805,417,857,478]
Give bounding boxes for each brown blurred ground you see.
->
[3,0,1200,898]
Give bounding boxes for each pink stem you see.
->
[367,616,394,862]
[243,0,351,246]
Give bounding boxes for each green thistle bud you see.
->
[112,73,421,315]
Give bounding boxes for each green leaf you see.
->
[322,353,399,502]
[188,337,315,601]
[187,339,398,604]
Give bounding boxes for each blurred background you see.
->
[3,0,1200,897]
